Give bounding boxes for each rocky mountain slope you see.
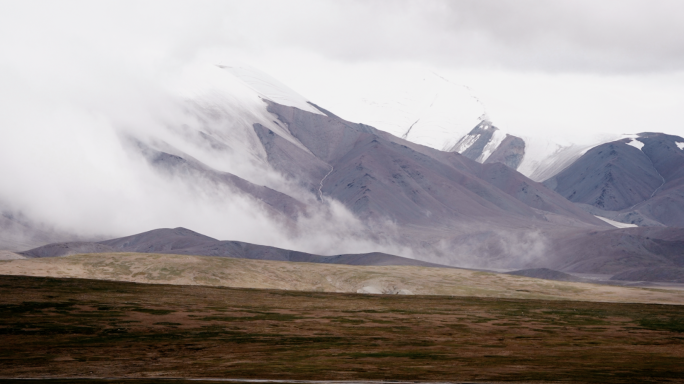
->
[543,139,664,211]
[543,133,684,227]
[261,99,605,229]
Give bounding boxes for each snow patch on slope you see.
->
[627,139,645,150]
[478,128,507,162]
[452,133,481,153]
[677,142,684,150]
[593,215,638,228]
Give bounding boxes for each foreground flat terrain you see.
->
[1,253,684,304]
[1,275,684,383]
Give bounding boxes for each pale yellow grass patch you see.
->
[1,252,683,305]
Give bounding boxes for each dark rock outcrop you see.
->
[447,121,526,170]
[484,134,525,170]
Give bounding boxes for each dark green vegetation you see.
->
[1,275,683,383]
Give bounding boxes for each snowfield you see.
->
[593,215,639,229]
[627,139,645,150]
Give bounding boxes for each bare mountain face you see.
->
[543,140,664,210]
[629,132,684,227]
[543,133,684,227]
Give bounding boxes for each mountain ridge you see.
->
[19,227,449,269]
[542,133,684,227]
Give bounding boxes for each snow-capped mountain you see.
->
[320,69,622,185]
[320,69,485,151]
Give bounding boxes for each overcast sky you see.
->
[2,0,684,248]
[2,0,684,140]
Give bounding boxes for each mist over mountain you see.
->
[1,63,682,280]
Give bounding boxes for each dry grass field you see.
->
[1,274,684,383]
[1,253,684,304]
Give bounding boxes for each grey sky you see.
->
[1,0,683,140]
[5,0,682,71]
[229,0,684,74]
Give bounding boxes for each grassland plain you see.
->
[1,253,684,304]
[1,275,684,383]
